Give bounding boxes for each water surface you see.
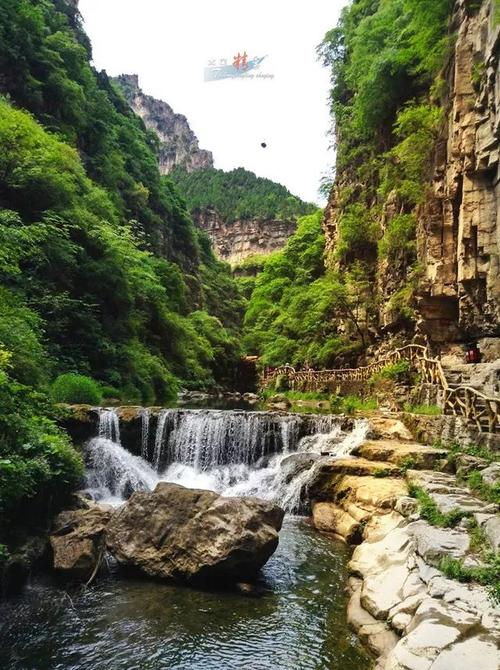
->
[0,519,370,670]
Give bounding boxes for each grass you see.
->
[403,403,442,416]
[446,442,499,465]
[330,394,378,415]
[465,470,500,506]
[409,485,467,527]
[261,390,329,401]
[439,554,500,605]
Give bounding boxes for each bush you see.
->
[370,360,411,385]
[51,373,103,405]
[100,385,121,400]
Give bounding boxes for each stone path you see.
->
[306,419,500,670]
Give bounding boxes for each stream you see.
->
[0,408,371,670]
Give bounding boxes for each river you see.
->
[0,408,372,670]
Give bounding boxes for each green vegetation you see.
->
[446,442,498,465]
[0,349,83,539]
[0,0,246,548]
[243,211,371,367]
[409,486,466,527]
[330,394,378,415]
[244,0,455,370]
[439,554,500,605]
[171,167,315,223]
[51,373,103,405]
[370,360,411,385]
[464,470,500,506]
[404,404,442,416]
[261,389,329,402]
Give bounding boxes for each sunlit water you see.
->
[0,410,372,669]
[84,409,368,512]
[0,518,370,670]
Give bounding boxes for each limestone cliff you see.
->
[323,0,500,345]
[194,209,297,266]
[115,74,213,174]
[418,0,500,341]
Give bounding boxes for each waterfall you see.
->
[83,408,368,512]
[140,408,150,460]
[98,408,121,444]
[150,410,337,471]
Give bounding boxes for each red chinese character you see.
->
[233,51,248,70]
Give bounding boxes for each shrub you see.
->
[370,360,411,385]
[51,373,103,405]
[100,385,121,400]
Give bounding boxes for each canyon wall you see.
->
[418,0,500,342]
[115,74,213,174]
[323,0,499,346]
[194,209,297,266]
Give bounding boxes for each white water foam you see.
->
[83,409,368,512]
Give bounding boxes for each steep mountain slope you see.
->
[0,0,243,399]
[114,74,315,265]
[115,74,214,175]
[244,0,499,370]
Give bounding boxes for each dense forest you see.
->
[243,0,454,368]
[171,166,316,222]
[0,0,244,544]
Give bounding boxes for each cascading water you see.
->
[98,408,121,443]
[139,408,150,459]
[83,408,368,512]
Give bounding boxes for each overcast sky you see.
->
[79,0,346,205]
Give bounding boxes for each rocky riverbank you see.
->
[307,418,500,669]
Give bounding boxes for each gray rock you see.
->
[484,515,500,552]
[395,496,420,517]
[480,463,500,487]
[280,452,319,483]
[455,454,489,478]
[430,635,499,670]
[406,521,470,566]
[50,505,112,581]
[106,483,284,583]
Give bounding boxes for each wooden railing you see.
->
[260,344,500,434]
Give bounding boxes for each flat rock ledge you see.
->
[308,422,500,670]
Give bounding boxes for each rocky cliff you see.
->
[115,74,213,174]
[418,0,500,342]
[194,209,297,266]
[115,75,304,264]
[323,0,499,347]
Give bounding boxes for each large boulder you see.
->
[106,483,284,583]
[50,505,112,581]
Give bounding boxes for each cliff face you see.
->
[194,209,297,266]
[115,74,213,174]
[418,0,500,342]
[323,0,499,345]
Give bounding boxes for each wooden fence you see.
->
[260,344,500,434]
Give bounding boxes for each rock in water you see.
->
[50,505,112,581]
[106,483,285,583]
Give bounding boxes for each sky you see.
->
[78,0,346,205]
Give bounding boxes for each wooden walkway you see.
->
[260,345,500,434]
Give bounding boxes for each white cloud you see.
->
[78,0,346,204]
